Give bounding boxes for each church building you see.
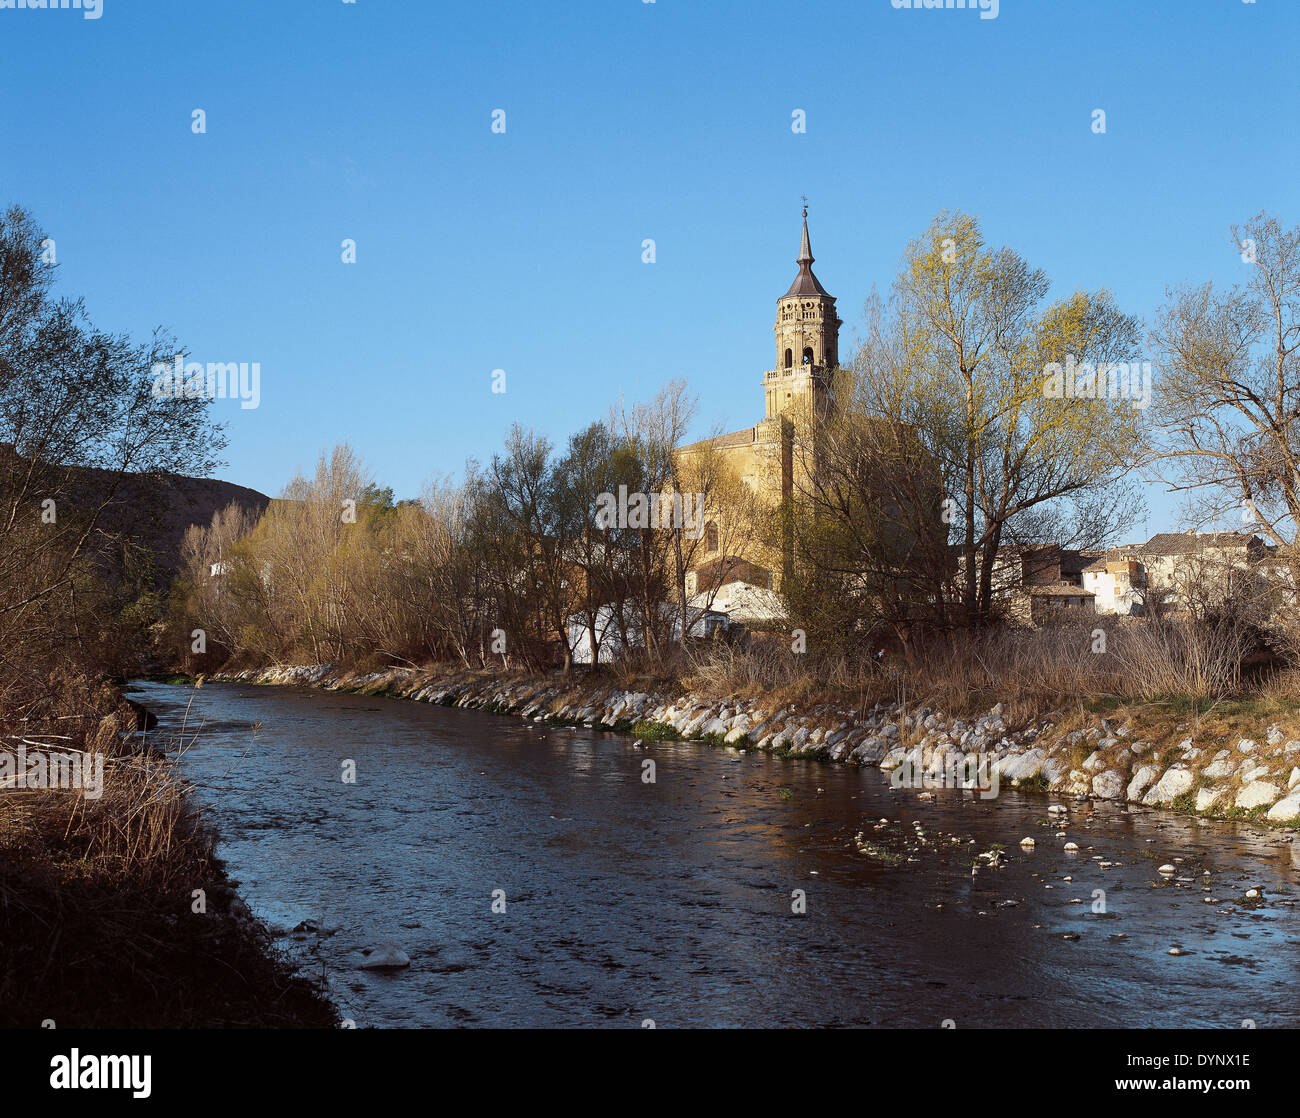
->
[676,208,842,597]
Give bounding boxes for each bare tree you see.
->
[1149,212,1300,583]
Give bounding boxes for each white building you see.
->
[566,603,735,665]
[1081,551,1145,616]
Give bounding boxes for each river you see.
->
[128,679,1300,1029]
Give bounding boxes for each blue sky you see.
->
[1,0,1296,537]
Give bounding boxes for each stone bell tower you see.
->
[763,206,841,422]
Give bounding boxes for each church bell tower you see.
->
[764,206,841,422]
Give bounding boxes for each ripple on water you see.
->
[128,680,1300,1029]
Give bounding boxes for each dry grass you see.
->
[676,618,1259,724]
[0,674,337,1028]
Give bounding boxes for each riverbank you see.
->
[133,676,1300,1028]
[0,693,338,1028]
[212,663,1300,830]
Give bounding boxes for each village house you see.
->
[1080,549,1145,615]
[1023,582,1097,623]
[960,544,1102,623]
[991,531,1293,623]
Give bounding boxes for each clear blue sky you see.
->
[2,0,1296,537]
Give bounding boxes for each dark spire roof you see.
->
[783,207,831,298]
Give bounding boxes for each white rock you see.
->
[1235,782,1281,810]
[1092,770,1126,800]
[1127,765,1160,801]
[1265,791,1300,822]
[1020,837,1036,847]
[1041,755,1070,787]
[828,738,853,761]
[1142,767,1194,806]
[1204,754,1238,780]
[992,751,1036,783]
[1195,787,1223,812]
[1238,738,1259,754]
[723,715,752,743]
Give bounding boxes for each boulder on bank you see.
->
[1204,752,1238,780]
[996,749,1045,784]
[1235,782,1282,811]
[1196,787,1224,812]
[1127,765,1161,802]
[1092,770,1126,800]
[1142,767,1194,806]
[1265,791,1300,822]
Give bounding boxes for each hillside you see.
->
[85,467,271,585]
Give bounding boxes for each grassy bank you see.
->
[0,688,337,1028]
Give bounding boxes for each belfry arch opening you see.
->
[784,348,793,369]
[802,346,814,365]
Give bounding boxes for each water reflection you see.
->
[129,681,1300,1029]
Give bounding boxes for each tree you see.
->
[556,421,624,668]
[0,205,224,707]
[1149,212,1300,584]
[855,211,1146,623]
[778,378,950,654]
[607,380,697,662]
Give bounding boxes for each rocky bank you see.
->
[216,663,1300,828]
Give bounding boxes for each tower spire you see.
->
[783,203,828,297]
[798,202,813,266]
[766,202,841,421]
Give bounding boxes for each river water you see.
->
[128,679,1300,1029]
